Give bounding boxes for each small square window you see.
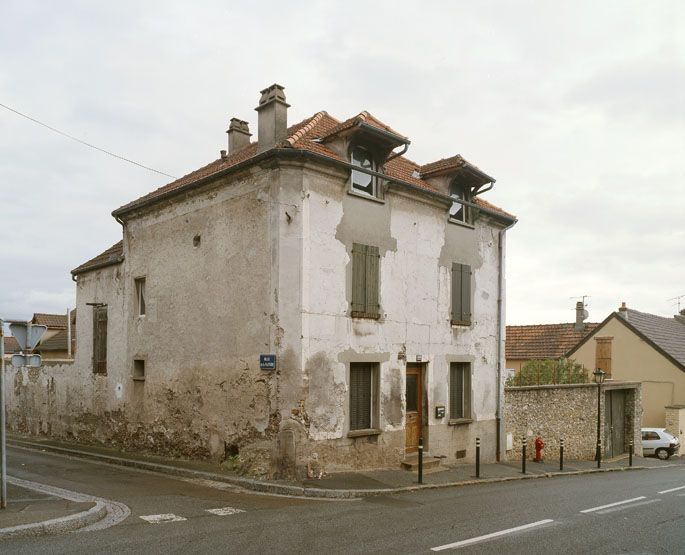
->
[135,277,146,316]
[133,359,145,381]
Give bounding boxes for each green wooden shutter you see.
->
[351,243,367,314]
[450,363,464,419]
[451,263,471,325]
[365,245,379,316]
[350,364,371,430]
[93,306,108,374]
[461,264,471,324]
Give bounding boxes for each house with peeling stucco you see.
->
[9,84,516,477]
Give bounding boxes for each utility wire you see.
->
[0,101,177,179]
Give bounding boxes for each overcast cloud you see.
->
[1,0,683,325]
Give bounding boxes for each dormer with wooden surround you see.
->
[317,111,410,201]
[420,155,496,227]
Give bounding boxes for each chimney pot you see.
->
[618,301,628,318]
[220,149,227,159]
[255,84,290,153]
[226,118,251,154]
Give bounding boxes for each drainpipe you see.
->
[496,219,517,461]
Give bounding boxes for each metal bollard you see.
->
[629,441,633,467]
[418,436,424,484]
[476,437,481,478]
[560,438,564,472]
[597,439,602,469]
[521,436,526,474]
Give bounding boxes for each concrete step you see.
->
[400,454,442,471]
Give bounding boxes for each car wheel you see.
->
[655,448,670,460]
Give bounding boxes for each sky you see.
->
[1,0,683,326]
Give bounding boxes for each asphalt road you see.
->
[3,447,684,554]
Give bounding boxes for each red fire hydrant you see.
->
[534,436,544,462]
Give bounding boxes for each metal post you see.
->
[596,380,602,469]
[521,436,526,474]
[560,438,564,472]
[417,436,424,484]
[1,318,6,508]
[476,437,481,478]
[629,441,633,467]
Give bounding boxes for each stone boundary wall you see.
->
[504,382,641,461]
[665,405,685,438]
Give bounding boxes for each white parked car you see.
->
[641,428,680,460]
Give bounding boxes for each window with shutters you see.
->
[351,243,380,319]
[451,263,472,326]
[135,277,146,317]
[349,362,375,431]
[92,306,108,375]
[449,362,471,421]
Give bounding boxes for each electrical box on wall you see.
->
[435,405,446,419]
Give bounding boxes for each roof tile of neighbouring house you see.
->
[420,155,467,177]
[71,240,124,276]
[31,313,67,329]
[506,323,600,360]
[620,309,685,367]
[112,110,512,219]
[3,336,19,354]
[36,329,69,352]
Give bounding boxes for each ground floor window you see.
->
[350,362,375,430]
[450,362,471,419]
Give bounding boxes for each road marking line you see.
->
[658,485,685,494]
[595,499,661,514]
[139,513,187,524]
[206,507,246,516]
[430,519,554,551]
[580,497,646,513]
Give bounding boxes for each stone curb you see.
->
[0,499,106,540]
[7,439,673,500]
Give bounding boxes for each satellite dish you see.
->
[581,309,589,321]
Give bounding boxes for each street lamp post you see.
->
[594,368,606,468]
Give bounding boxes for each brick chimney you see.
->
[618,301,628,319]
[675,308,685,325]
[255,84,290,153]
[574,301,587,332]
[226,118,251,154]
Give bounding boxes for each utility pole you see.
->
[1,318,6,509]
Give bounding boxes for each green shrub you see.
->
[506,358,588,386]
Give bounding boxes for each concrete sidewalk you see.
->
[8,434,683,499]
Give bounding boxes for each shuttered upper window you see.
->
[451,263,472,326]
[351,243,380,319]
[350,363,374,430]
[92,306,108,375]
[450,362,471,420]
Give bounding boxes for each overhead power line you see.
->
[0,101,177,179]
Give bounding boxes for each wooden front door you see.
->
[405,364,423,453]
[604,390,626,458]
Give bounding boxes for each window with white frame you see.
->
[350,146,377,197]
[449,181,472,224]
[135,277,146,316]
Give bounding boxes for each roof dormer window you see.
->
[351,146,376,197]
[449,181,472,225]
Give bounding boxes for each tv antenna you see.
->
[569,295,591,307]
[668,294,685,312]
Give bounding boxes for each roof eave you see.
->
[71,256,124,277]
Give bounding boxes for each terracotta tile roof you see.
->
[31,313,67,329]
[506,323,600,360]
[36,329,69,352]
[72,240,124,276]
[3,336,19,354]
[420,155,467,177]
[112,110,512,221]
[319,111,408,141]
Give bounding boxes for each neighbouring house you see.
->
[567,302,685,430]
[3,335,19,355]
[505,302,599,374]
[29,312,75,359]
[8,84,516,476]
